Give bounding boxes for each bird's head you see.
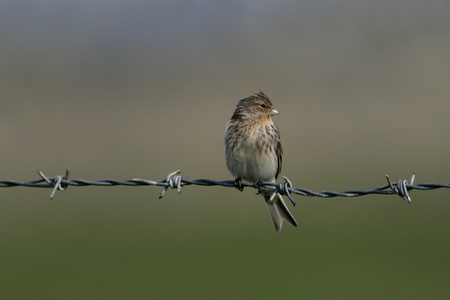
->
[232,91,279,121]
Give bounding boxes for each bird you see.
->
[224,91,297,232]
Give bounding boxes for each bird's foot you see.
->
[254,179,264,195]
[234,177,244,192]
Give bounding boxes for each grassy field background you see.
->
[1,1,449,299]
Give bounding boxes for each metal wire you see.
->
[1,169,448,201]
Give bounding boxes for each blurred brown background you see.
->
[1,1,449,299]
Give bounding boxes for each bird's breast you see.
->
[224,121,278,182]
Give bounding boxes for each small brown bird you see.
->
[224,91,297,232]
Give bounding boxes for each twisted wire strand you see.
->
[0,169,448,201]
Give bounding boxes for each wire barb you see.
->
[279,176,296,206]
[385,173,415,204]
[159,170,183,199]
[37,168,70,200]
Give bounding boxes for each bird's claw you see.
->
[254,179,264,195]
[234,177,244,192]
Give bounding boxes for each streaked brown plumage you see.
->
[224,91,297,232]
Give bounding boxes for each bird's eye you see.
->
[260,104,266,108]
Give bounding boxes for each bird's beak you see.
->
[269,109,279,115]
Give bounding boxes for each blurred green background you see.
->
[1,1,449,299]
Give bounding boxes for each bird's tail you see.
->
[262,190,298,232]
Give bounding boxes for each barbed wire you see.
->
[1,169,448,203]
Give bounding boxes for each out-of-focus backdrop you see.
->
[1,1,449,299]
